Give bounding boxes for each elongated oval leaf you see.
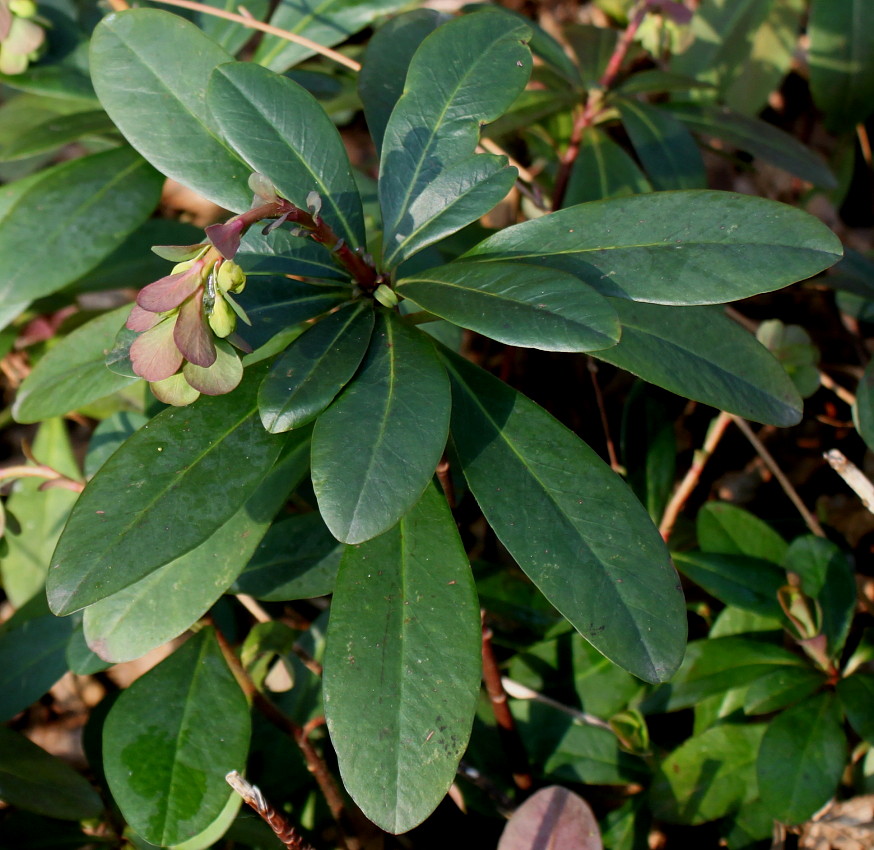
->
[379,11,532,268]
[14,306,140,423]
[0,726,103,820]
[48,369,286,615]
[324,482,480,833]
[237,228,348,281]
[461,191,843,305]
[2,109,118,160]
[397,262,619,351]
[259,302,375,433]
[0,147,163,304]
[498,786,602,850]
[83,436,310,662]
[757,693,846,824]
[591,300,803,425]
[208,62,366,249]
[90,9,252,211]
[103,628,250,846]
[441,348,685,683]
[564,126,652,205]
[616,99,706,190]
[312,311,450,544]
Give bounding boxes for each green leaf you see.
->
[14,306,140,423]
[397,261,619,352]
[103,628,250,846]
[672,552,784,618]
[616,99,706,190]
[232,511,342,600]
[757,693,846,824]
[379,11,532,268]
[358,9,449,156]
[0,109,118,161]
[0,727,103,820]
[563,126,652,205]
[208,62,366,249]
[441,348,685,683]
[743,667,824,715]
[383,155,518,268]
[666,102,837,189]
[564,23,616,88]
[0,600,74,721]
[312,311,450,544]
[809,0,874,133]
[259,302,374,433]
[651,724,765,825]
[854,357,874,451]
[85,411,150,478]
[461,191,843,305]
[591,301,803,426]
[48,369,287,615]
[83,437,310,662]
[237,228,348,281]
[197,0,271,55]
[1,418,80,607]
[90,9,252,212]
[323,482,480,833]
[697,502,788,562]
[253,0,410,72]
[0,147,162,304]
[837,674,874,744]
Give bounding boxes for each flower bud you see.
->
[207,292,236,338]
[9,0,37,17]
[373,284,398,309]
[216,260,246,294]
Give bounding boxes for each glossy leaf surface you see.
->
[757,693,846,824]
[592,301,802,425]
[103,629,250,846]
[259,302,374,433]
[0,147,162,304]
[83,437,310,662]
[324,483,480,833]
[397,262,619,351]
[698,502,788,562]
[379,11,532,268]
[443,349,685,683]
[461,191,842,305]
[837,674,874,744]
[209,62,366,248]
[90,9,251,211]
[744,667,824,715]
[0,727,103,820]
[2,109,117,160]
[312,311,450,544]
[237,223,348,281]
[48,370,286,614]
[14,306,140,423]
[564,126,652,205]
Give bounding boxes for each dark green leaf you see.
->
[259,302,374,433]
[358,9,448,156]
[14,306,140,423]
[743,667,824,715]
[0,609,73,721]
[564,126,652,205]
[442,348,685,683]
[666,102,836,189]
[323,482,480,833]
[85,411,150,478]
[1,110,118,161]
[237,227,349,281]
[208,62,366,249]
[312,311,450,544]
[461,191,843,305]
[254,0,409,72]
[48,369,287,615]
[591,301,803,426]
[233,511,342,600]
[855,357,874,451]
[103,628,250,846]
[197,0,270,54]
[617,69,714,95]
[616,99,706,190]
[397,261,619,351]
[83,437,310,662]
[0,727,103,820]
[379,11,532,268]
[673,552,784,618]
[66,621,112,676]
[564,23,616,87]
[758,693,846,824]
[809,0,874,133]
[837,674,874,744]
[0,147,162,304]
[90,9,252,211]
[651,724,765,825]
[697,502,788,562]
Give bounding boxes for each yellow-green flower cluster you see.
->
[0,0,46,75]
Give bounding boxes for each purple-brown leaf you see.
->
[497,787,603,850]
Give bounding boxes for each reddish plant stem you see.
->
[587,358,621,472]
[552,0,651,209]
[481,613,533,792]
